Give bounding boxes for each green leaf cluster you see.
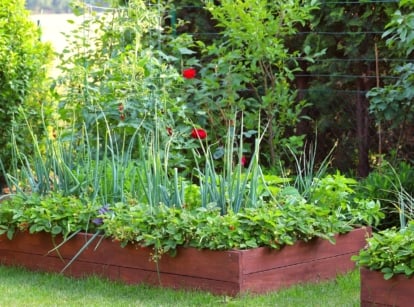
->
[99,200,354,259]
[55,0,186,146]
[0,193,98,240]
[275,171,384,228]
[352,221,414,280]
[0,0,53,171]
[367,63,414,127]
[178,0,317,167]
[357,160,414,229]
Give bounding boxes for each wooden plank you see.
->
[0,233,242,283]
[0,249,241,295]
[0,250,66,272]
[0,231,56,255]
[0,228,370,296]
[117,266,241,296]
[360,268,414,307]
[53,238,242,283]
[241,253,357,294]
[240,227,370,274]
[0,250,119,279]
[157,247,241,283]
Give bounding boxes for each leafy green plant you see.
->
[309,172,382,225]
[352,221,414,280]
[55,0,188,151]
[179,0,319,168]
[366,1,414,160]
[191,115,271,214]
[0,0,53,174]
[0,179,381,262]
[353,164,414,279]
[99,199,358,259]
[357,160,414,229]
[367,63,414,128]
[273,172,384,229]
[0,193,98,240]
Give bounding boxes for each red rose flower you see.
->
[191,128,207,140]
[166,127,173,136]
[183,68,196,79]
[240,156,247,167]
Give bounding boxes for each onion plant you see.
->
[193,115,270,214]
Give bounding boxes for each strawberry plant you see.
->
[352,221,414,280]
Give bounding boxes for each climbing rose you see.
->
[191,128,207,139]
[183,68,196,79]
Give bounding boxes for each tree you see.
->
[181,0,319,168]
[367,0,414,161]
[0,0,53,178]
[300,1,398,176]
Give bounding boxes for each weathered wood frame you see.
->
[360,267,414,307]
[0,227,370,295]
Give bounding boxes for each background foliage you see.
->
[24,0,413,176]
[0,0,53,180]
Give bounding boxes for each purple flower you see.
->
[92,204,111,225]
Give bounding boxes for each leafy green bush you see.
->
[357,161,414,229]
[367,1,414,160]
[0,0,53,174]
[273,169,384,228]
[55,0,187,149]
[0,193,99,240]
[99,200,355,258]
[352,221,414,280]
[176,0,320,168]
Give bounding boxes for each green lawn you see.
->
[0,265,359,306]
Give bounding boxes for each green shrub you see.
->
[0,193,99,240]
[0,0,53,175]
[352,221,414,280]
[357,161,414,229]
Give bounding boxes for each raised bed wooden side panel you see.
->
[0,231,243,294]
[360,268,414,307]
[240,227,369,273]
[0,228,370,295]
[239,227,371,293]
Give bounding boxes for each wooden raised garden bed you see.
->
[0,227,370,295]
[360,267,414,307]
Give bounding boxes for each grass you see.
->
[0,265,359,306]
